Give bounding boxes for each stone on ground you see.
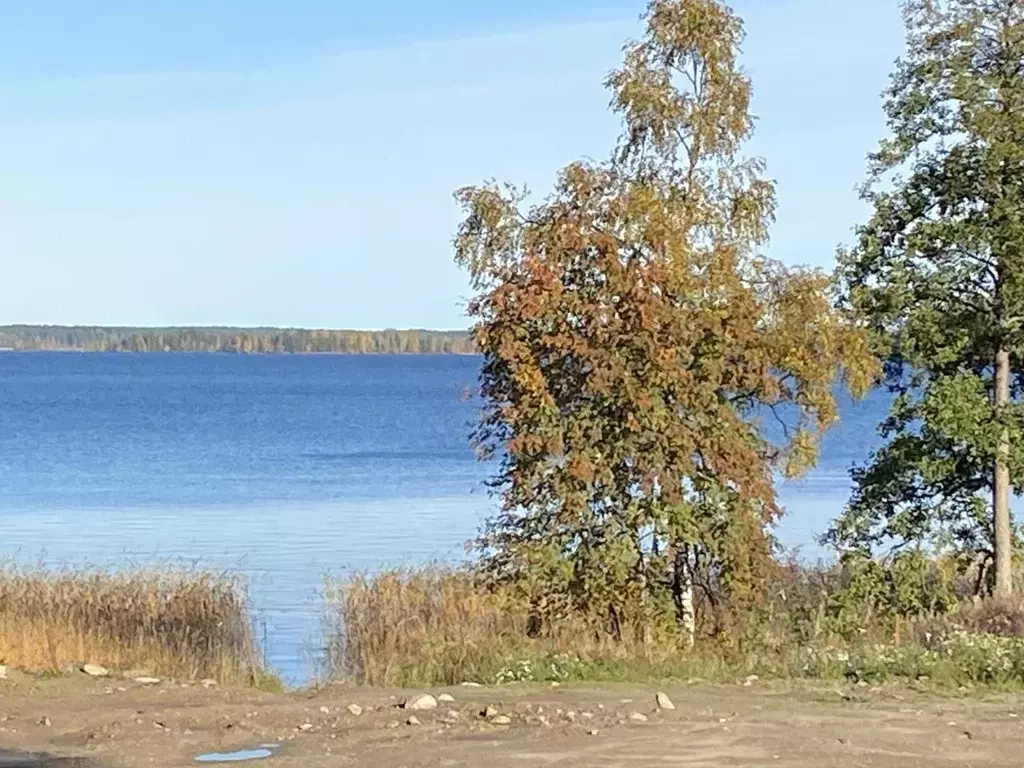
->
[346,704,363,716]
[81,664,109,677]
[490,715,512,725]
[403,694,438,711]
[133,677,160,685]
[629,712,649,722]
[656,692,675,710]
[437,693,455,703]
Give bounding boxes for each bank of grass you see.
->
[324,565,767,687]
[324,565,1024,690]
[0,565,263,685]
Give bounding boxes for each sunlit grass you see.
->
[0,564,261,684]
[323,563,1024,690]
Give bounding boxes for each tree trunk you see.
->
[994,348,1014,598]
[672,544,695,648]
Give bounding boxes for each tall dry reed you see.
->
[323,566,666,686]
[325,567,527,685]
[325,562,1024,689]
[0,565,259,683]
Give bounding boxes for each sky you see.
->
[0,1,906,330]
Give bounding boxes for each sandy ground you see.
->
[1,670,1023,767]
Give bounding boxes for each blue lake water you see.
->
[0,352,890,682]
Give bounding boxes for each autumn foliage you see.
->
[454,0,876,646]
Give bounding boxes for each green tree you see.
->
[829,0,1024,597]
[455,0,875,644]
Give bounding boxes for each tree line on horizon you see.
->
[0,325,476,355]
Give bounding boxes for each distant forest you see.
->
[0,326,477,355]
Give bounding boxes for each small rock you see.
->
[837,738,849,745]
[587,729,600,736]
[566,711,577,722]
[962,730,973,740]
[628,712,648,722]
[346,704,363,716]
[133,677,160,685]
[481,706,498,719]
[200,679,217,689]
[742,675,759,687]
[319,706,331,715]
[442,711,460,723]
[491,715,512,725]
[403,694,438,711]
[437,693,455,703]
[656,692,675,711]
[0,665,7,679]
[386,721,400,729]
[82,664,109,677]
[406,716,421,726]
[460,682,482,687]
[298,723,314,732]
[538,715,551,727]
[39,717,51,727]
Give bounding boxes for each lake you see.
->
[0,352,890,682]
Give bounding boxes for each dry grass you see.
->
[325,564,1024,689]
[324,566,690,687]
[0,565,260,684]
[325,566,529,686]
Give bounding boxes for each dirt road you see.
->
[1,671,1022,767]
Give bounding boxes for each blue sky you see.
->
[0,1,905,329]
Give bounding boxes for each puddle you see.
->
[194,748,275,763]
